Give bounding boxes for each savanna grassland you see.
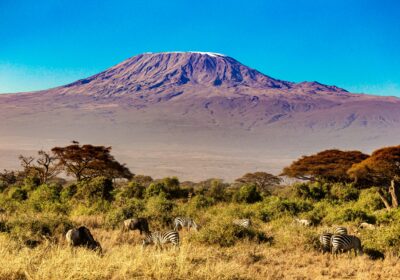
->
[1,215,400,280]
[1,144,400,279]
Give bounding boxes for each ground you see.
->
[1,225,398,280]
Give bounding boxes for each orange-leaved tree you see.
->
[51,143,133,182]
[348,145,400,210]
[281,149,369,183]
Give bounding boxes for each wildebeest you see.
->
[123,218,150,235]
[66,226,102,252]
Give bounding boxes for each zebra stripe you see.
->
[233,219,251,228]
[331,234,363,256]
[333,226,348,235]
[142,230,180,248]
[173,217,199,231]
[319,233,333,253]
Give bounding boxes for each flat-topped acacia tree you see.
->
[51,143,133,182]
[235,172,281,195]
[281,149,369,183]
[348,145,400,210]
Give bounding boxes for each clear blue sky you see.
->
[1,0,399,96]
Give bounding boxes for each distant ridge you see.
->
[0,52,399,180]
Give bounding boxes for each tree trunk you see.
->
[389,179,399,208]
[377,189,392,211]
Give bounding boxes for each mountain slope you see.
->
[0,52,399,180]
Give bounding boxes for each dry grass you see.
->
[0,227,399,280]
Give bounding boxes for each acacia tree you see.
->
[348,145,400,210]
[235,172,281,194]
[51,143,133,181]
[19,150,60,184]
[281,149,369,183]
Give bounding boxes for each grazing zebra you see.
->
[142,230,180,249]
[173,217,200,231]
[233,218,251,228]
[333,226,348,235]
[319,233,333,254]
[331,234,363,256]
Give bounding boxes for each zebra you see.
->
[319,232,333,254]
[333,226,348,235]
[142,230,180,249]
[173,217,200,231]
[232,218,251,228]
[331,234,363,256]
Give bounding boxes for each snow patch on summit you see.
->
[146,51,226,57]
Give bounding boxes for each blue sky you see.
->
[0,0,399,96]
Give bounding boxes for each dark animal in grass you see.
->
[65,226,102,252]
[364,248,385,260]
[123,218,150,235]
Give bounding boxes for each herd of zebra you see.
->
[319,226,363,256]
[66,217,252,252]
[66,217,364,257]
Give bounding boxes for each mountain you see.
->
[0,52,399,180]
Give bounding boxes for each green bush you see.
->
[76,176,114,203]
[144,182,167,198]
[355,188,384,212]
[329,183,359,201]
[7,214,74,243]
[114,181,145,203]
[233,184,262,204]
[105,198,145,228]
[145,194,175,227]
[294,182,329,201]
[324,206,375,224]
[193,214,269,247]
[60,183,78,201]
[23,176,41,191]
[362,223,400,255]
[190,195,215,209]
[8,187,28,201]
[259,196,313,220]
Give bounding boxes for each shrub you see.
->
[27,184,67,214]
[233,184,262,204]
[60,183,78,201]
[8,187,28,201]
[145,194,175,227]
[193,214,269,247]
[23,176,41,191]
[76,176,114,203]
[144,182,167,198]
[185,195,215,214]
[329,183,359,201]
[207,180,228,202]
[259,196,313,220]
[115,181,145,202]
[7,214,74,243]
[324,206,375,224]
[105,198,145,228]
[294,182,329,201]
[355,188,384,212]
[362,223,400,255]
